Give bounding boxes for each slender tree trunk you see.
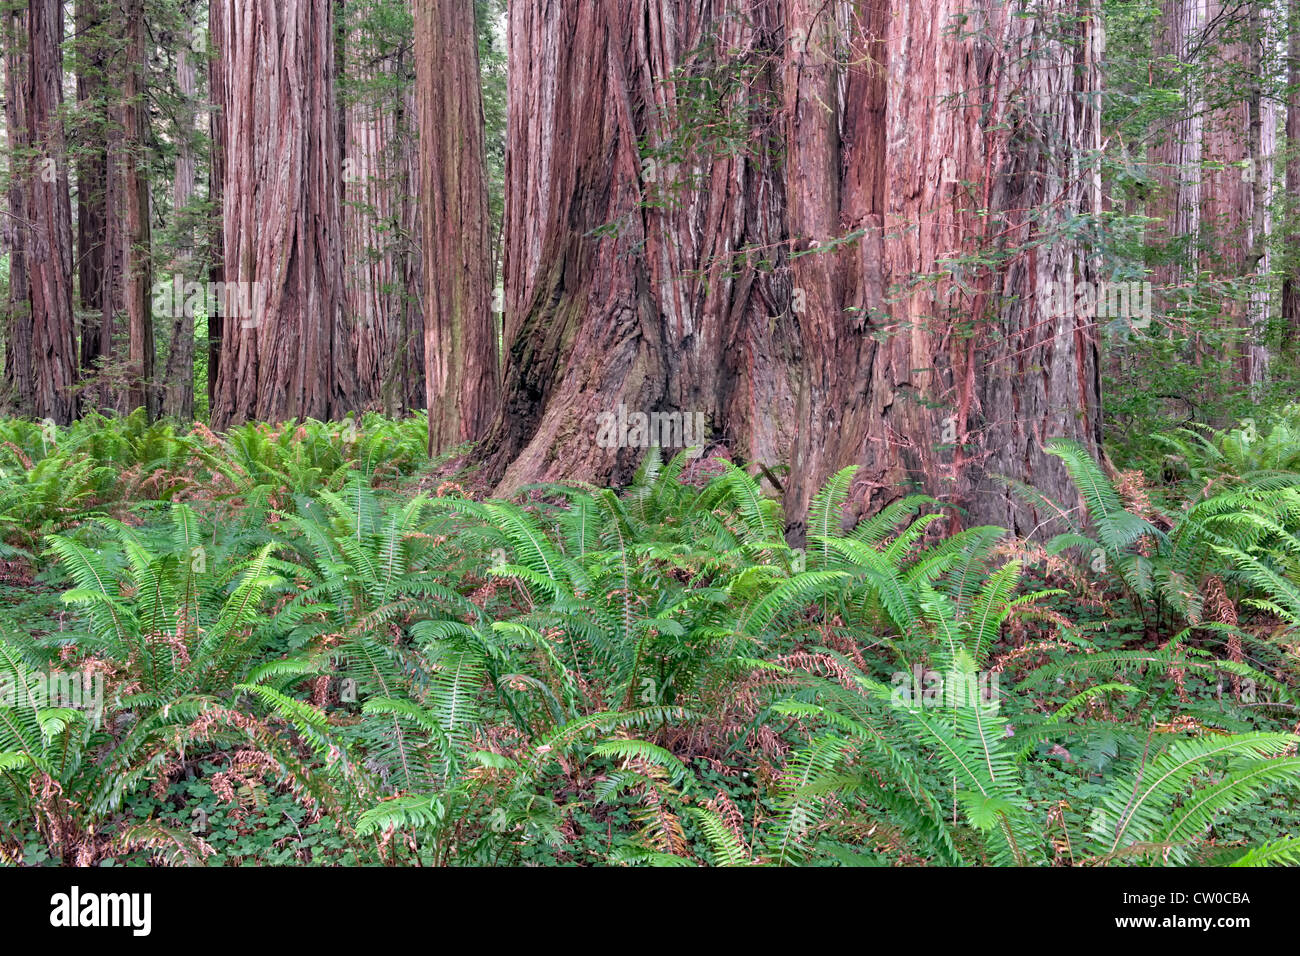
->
[1283,0,1300,352]
[1197,2,1254,403]
[211,0,356,427]
[162,8,199,422]
[73,0,108,377]
[122,0,154,418]
[71,0,124,412]
[207,0,225,414]
[415,0,498,454]
[1148,0,1205,394]
[24,0,77,424]
[343,15,424,415]
[1243,0,1273,392]
[2,7,32,417]
[396,81,425,414]
[98,87,125,412]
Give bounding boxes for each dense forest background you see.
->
[0,0,1299,868]
[1,0,1295,527]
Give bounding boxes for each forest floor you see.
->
[0,409,1298,866]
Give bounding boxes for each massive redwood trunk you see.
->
[781,0,886,525]
[415,0,498,453]
[23,0,77,424]
[482,1,799,488]
[486,0,1102,536]
[210,0,356,428]
[854,0,1105,536]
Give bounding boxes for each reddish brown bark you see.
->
[1150,0,1206,293]
[122,0,155,418]
[488,0,1103,537]
[69,0,126,413]
[2,6,32,417]
[1152,0,1271,398]
[343,22,424,415]
[483,1,799,489]
[207,0,226,413]
[415,0,498,453]
[73,0,109,377]
[785,0,1106,536]
[1283,0,1300,353]
[23,0,77,424]
[162,7,200,422]
[210,0,357,428]
[781,0,886,525]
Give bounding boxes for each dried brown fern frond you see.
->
[704,787,751,856]
[628,759,690,858]
[113,823,215,866]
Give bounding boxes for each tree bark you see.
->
[487,0,1102,537]
[23,0,77,424]
[1243,0,1273,392]
[73,0,109,378]
[1189,2,1256,400]
[785,0,1105,536]
[207,0,225,414]
[122,0,155,419]
[162,7,199,422]
[1283,0,1300,353]
[343,10,424,416]
[2,6,32,417]
[481,0,799,489]
[415,0,498,453]
[210,0,356,428]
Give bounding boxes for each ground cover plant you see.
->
[2,410,1298,867]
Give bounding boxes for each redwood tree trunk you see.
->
[1242,0,1273,391]
[3,6,32,417]
[207,0,225,414]
[211,0,356,428]
[122,0,155,419]
[162,7,199,422]
[783,0,1105,536]
[23,0,77,424]
[487,0,1102,537]
[482,1,799,489]
[415,0,498,453]
[1160,0,1261,403]
[1284,0,1300,353]
[1148,0,1204,371]
[343,14,424,415]
[781,0,886,525]
[74,0,109,378]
